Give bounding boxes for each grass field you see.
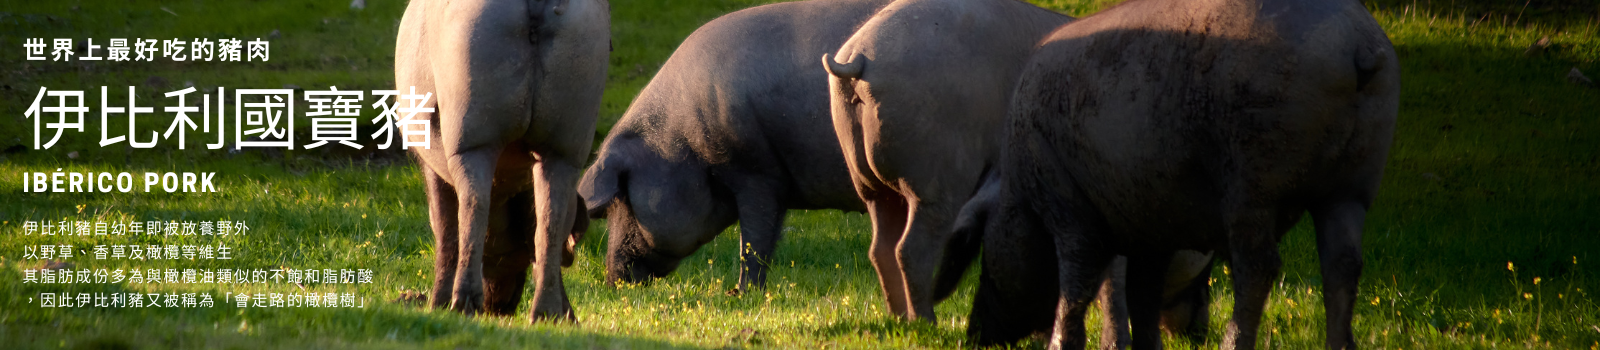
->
[2,0,1599,349]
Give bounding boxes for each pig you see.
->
[821,0,1072,321]
[395,0,611,322]
[977,0,1399,348]
[578,0,892,292]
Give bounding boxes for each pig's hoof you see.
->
[449,294,484,316]
[529,300,577,324]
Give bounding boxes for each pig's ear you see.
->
[939,170,1001,301]
[952,170,1002,241]
[579,153,627,219]
[569,193,590,237]
[562,193,587,268]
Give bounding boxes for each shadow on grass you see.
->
[1371,37,1597,305]
[811,317,968,348]
[1362,0,1600,30]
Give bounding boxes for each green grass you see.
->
[2,0,1599,349]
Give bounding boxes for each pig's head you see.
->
[578,134,738,286]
